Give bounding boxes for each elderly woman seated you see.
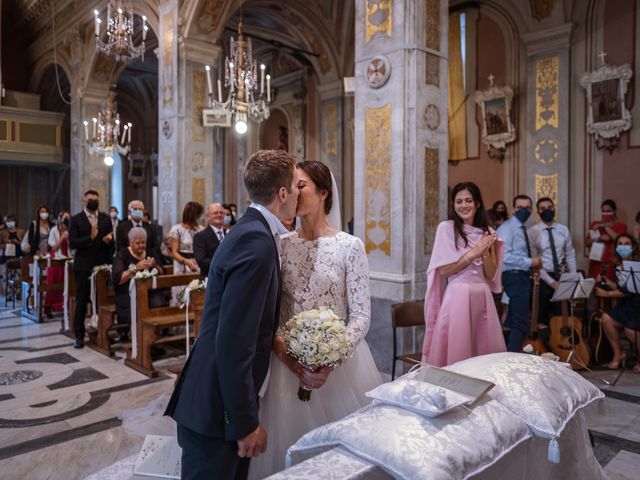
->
[112,227,165,342]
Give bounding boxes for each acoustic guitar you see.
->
[521,270,549,353]
[588,261,614,365]
[548,275,591,369]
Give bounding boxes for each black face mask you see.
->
[514,208,531,224]
[63,218,70,227]
[540,209,555,223]
[86,200,99,212]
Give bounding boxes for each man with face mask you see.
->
[497,195,543,352]
[528,197,577,326]
[115,200,158,257]
[68,189,114,348]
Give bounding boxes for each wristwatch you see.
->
[128,264,137,274]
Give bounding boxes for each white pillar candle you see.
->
[142,16,148,41]
[217,79,222,103]
[121,126,127,145]
[266,75,271,102]
[95,17,101,37]
[205,66,213,96]
[118,8,123,25]
[128,124,132,143]
[92,118,97,138]
[260,64,265,94]
[83,121,89,141]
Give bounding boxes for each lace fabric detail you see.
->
[277,231,371,353]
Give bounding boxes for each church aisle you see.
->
[0,301,175,480]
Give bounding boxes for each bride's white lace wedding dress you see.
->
[247,231,382,479]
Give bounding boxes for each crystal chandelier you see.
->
[83,92,132,166]
[93,0,148,63]
[204,17,271,134]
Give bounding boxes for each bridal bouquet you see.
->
[283,307,351,401]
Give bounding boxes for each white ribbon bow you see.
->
[129,271,158,359]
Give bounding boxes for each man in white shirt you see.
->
[193,203,227,277]
[528,197,577,325]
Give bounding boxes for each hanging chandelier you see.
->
[93,0,148,63]
[203,17,271,134]
[83,92,132,166]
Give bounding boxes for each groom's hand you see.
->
[237,425,268,458]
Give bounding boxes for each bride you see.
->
[248,160,382,479]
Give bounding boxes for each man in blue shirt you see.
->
[497,195,542,352]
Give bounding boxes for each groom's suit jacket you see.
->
[165,207,281,440]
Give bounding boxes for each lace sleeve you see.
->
[344,237,371,353]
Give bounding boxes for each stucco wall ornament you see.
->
[424,104,440,130]
[474,74,516,162]
[366,55,391,89]
[580,52,633,154]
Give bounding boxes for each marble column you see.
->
[522,24,572,222]
[354,0,449,302]
[318,80,344,227]
[157,0,180,231]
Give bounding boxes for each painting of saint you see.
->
[592,78,622,123]
[484,97,509,135]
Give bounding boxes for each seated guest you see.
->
[585,199,626,280]
[634,210,640,242]
[112,227,164,342]
[24,205,54,256]
[492,200,509,223]
[193,203,226,277]
[143,211,171,265]
[528,197,577,325]
[116,200,158,256]
[596,233,640,372]
[0,214,25,262]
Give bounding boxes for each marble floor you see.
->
[1,299,640,480]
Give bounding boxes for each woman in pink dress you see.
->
[422,182,506,366]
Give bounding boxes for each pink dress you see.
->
[422,220,506,366]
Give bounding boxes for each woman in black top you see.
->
[25,205,55,255]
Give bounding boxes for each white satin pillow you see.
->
[366,378,467,417]
[447,352,604,440]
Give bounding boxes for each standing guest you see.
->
[492,200,509,222]
[585,199,627,280]
[0,214,5,294]
[229,203,239,222]
[68,190,113,348]
[143,211,164,253]
[193,203,226,277]
[529,197,577,325]
[633,210,640,242]
[112,227,164,343]
[0,214,25,261]
[24,205,54,255]
[488,209,506,228]
[168,202,204,275]
[595,233,640,373]
[116,201,157,256]
[45,211,71,313]
[497,195,543,352]
[109,206,120,252]
[422,182,506,367]
[165,150,299,480]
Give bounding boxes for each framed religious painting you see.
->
[475,82,516,160]
[580,62,632,151]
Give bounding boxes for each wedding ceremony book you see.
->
[133,435,181,479]
[412,365,495,406]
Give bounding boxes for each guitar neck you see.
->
[530,277,540,332]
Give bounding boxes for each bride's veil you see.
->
[327,171,342,231]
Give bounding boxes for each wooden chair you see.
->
[125,273,200,377]
[391,299,425,380]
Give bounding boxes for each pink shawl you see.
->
[422,220,504,358]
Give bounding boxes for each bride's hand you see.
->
[273,336,304,377]
[300,365,333,390]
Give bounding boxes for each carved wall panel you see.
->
[365,0,392,43]
[536,56,559,130]
[424,147,439,255]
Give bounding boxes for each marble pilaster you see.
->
[522,24,573,223]
[354,0,449,302]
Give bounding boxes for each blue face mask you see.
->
[5,221,15,229]
[130,209,144,221]
[514,208,531,224]
[616,245,633,259]
[224,215,232,224]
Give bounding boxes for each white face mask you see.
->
[110,211,118,219]
[40,212,49,220]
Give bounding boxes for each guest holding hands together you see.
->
[422,182,506,367]
[168,202,204,275]
[586,199,626,280]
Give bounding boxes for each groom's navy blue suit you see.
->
[165,207,281,480]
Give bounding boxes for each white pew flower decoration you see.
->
[283,307,351,401]
[92,264,112,273]
[134,267,158,280]
[177,278,207,308]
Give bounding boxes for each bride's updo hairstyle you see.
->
[297,161,333,215]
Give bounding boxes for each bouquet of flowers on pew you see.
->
[283,307,351,401]
[134,268,158,280]
[177,278,207,308]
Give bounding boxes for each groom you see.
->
[165,150,299,479]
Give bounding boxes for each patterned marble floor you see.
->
[1,299,639,480]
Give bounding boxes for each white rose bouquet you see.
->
[283,307,351,401]
[177,278,207,307]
